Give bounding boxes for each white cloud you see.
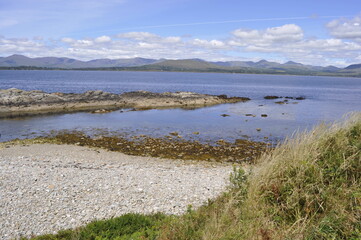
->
[227,23,361,66]
[138,42,161,49]
[327,16,361,40]
[0,37,47,56]
[232,29,260,39]
[163,36,181,43]
[95,35,111,43]
[232,24,303,45]
[73,40,94,47]
[191,39,226,48]
[61,37,74,43]
[264,24,303,42]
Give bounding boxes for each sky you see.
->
[0,0,361,66]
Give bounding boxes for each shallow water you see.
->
[0,70,360,143]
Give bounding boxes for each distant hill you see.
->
[1,54,360,77]
[0,54,159,68]
[212,59,341,73]
[145,59,230,71]
[345,63,361,70]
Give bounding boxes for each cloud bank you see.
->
[1,16,361,67]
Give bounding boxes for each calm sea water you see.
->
[0,70,360,143]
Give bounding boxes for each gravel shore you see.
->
[0,144,233,239]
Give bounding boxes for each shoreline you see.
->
[0,88,249,118]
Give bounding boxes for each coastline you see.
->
[0,88,249,118]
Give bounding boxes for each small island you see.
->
[0,88,250,118]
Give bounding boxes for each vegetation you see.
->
[19,113,361,239]
[158,113,361,239]
[23,213,167,240]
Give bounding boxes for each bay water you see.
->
[0,70,360,143]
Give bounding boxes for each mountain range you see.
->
[0,54,161,68]
[1,54,361,77]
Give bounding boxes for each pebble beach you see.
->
[0,144,233,239]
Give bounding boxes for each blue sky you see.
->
[1,0,361,66]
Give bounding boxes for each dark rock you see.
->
[264,96,281,99]
[295,96,306,100]
[217,94,228,99]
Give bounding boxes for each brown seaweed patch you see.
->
[47,132,268,163]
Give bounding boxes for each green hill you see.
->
[134,59,231,72]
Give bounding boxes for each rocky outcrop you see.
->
[0,88,250,118]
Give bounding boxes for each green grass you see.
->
[24,213,167,240]
[22,113,361,240]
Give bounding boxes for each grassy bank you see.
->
[23,113,361,239]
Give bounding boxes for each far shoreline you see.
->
[1,67,360,78]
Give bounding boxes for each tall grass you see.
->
[159,113,361,239]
